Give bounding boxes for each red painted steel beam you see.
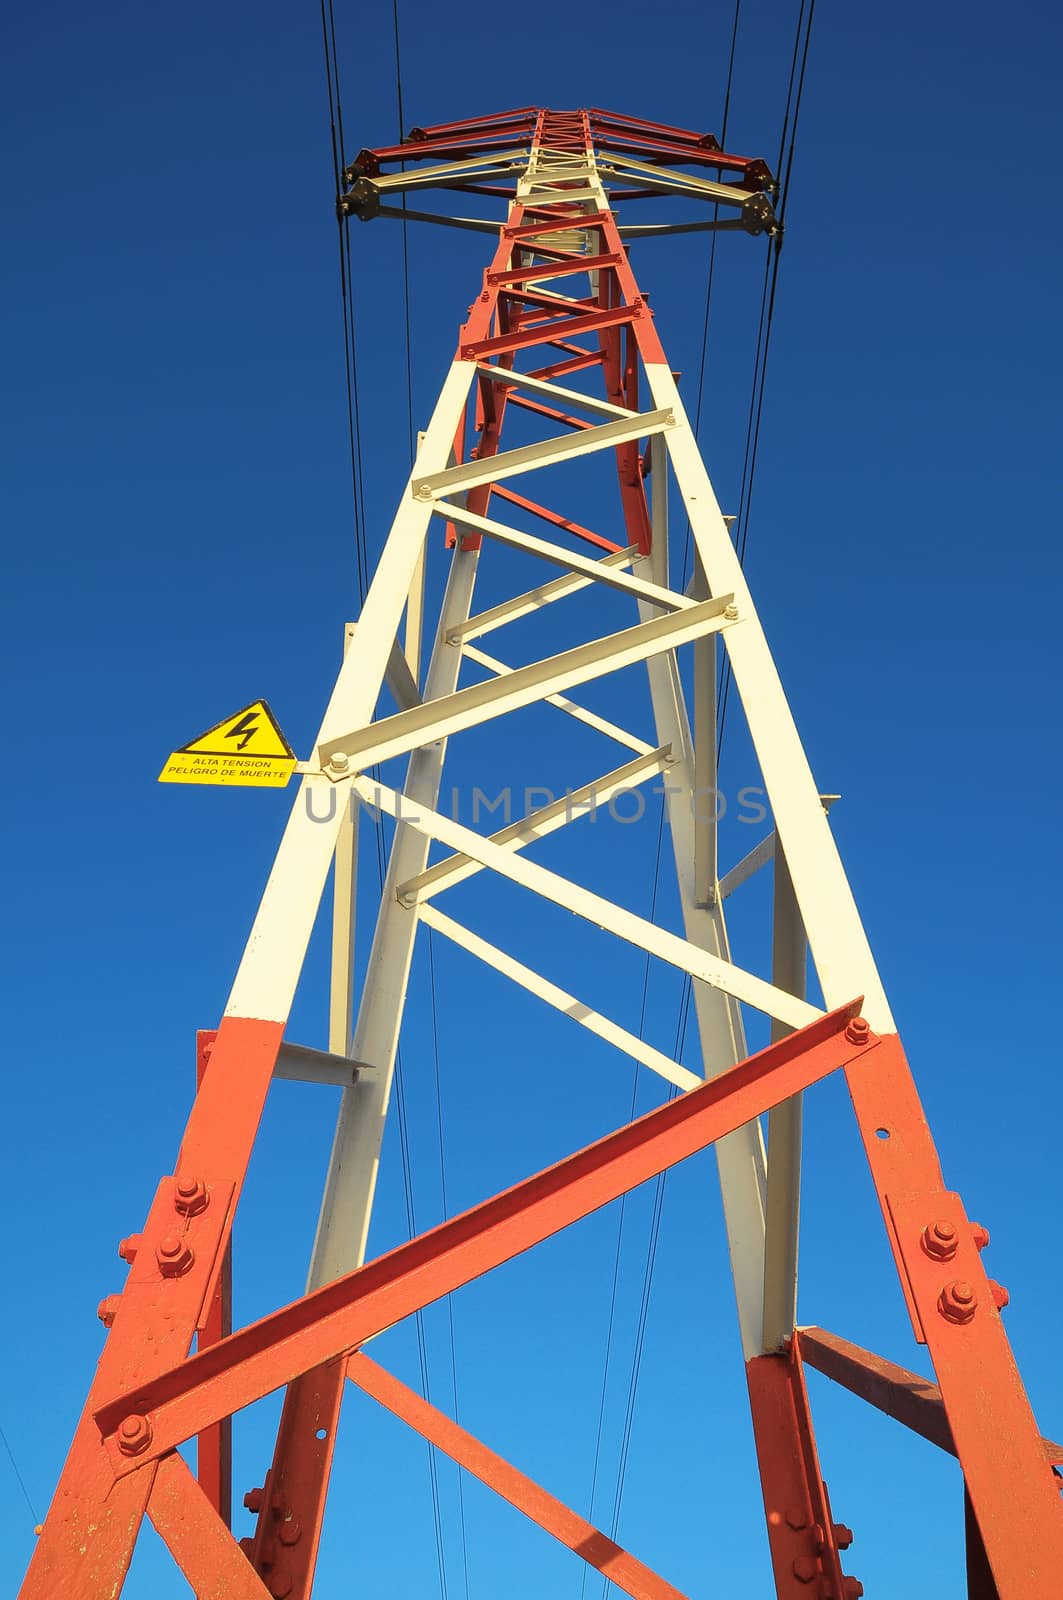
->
[147,1452,272,1600]
[745,1345,857,1598]
[795,1326,1063,1464]
[195,1031,232,1536]
[94,1004,873,1468]
[488,250,621,287]
[20,1013,285,1600]
[346,1353,689,1600]
[505,392,595,431]
[837,1033,1063,1593]
[490,484,621,553]
[526,350,607,383]
[462,302,639,361]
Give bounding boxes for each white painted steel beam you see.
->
[224,357,478,1024]
[397,746,671,906]
[643,362,892,1034]
[275,1042,370,1089]
[308,545,481,1288]
[355,777,822,1034]
[761,840,806,1352]
[437,501,691,612]
[329,623,360,1056]
[461,644,655,756]
[421,905,700,1095]
[411,408,675,503]
[385,638,422,711]
[632,555,768,1359]
[719,834,776,900]
[449,548,636,645]
[316,594,737,773]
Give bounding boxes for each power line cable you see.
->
[716,0,816,751]
[0,1419,39,1526]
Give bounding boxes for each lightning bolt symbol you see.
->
[225,711,260,752]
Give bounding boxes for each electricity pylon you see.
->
[21,106,1063,1600]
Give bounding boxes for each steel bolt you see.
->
[842,1580,864,1599]
[174,1176,209,1217]
[156,1232,195,1278]
[845,1016,870,1045]
[785,1506,809,1531]
[989,1279,1010,1311]
[723,602,739,621]
[238,1537,255,1558]
[97,1294,121,1329]
[244,1487,265,1514]
[921,1220,959,1262]
[270,1578,293,1599]
[278,1518,302,1547]
[117,1413,153,1457]
[833,1524,854,1550]
[118,1234,141,1264]
[793,1555,818,1583]
[971,1222,991,1252]
[939,1279,978,1324]
[329,752,350,774]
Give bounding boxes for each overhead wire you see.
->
[385,6,469,1597]
[0,1419,38,1526]
[716,0,817,752]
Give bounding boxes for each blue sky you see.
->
[3,0,1062,1594]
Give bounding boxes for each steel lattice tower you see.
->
[21,106,1063,1600]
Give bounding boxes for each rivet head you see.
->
[989,1279,1010,1311]
[174,1176,209,1217]
[156,1233,195,1278]
[97,1294,121,1329]
[793,1554,818,1583]
[921,1220,959,1261]
[939,1279,978,1324]
[278,1518,302,1547]
[117,1413,152,1456]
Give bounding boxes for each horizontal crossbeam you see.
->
[316,594,736,771]
[94,1005,875,1466]
[411,408,674,501]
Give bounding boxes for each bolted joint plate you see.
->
[97,1171,236,1474]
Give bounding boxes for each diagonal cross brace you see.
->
[347,1351,689,1600]
[94,1004,874,1471]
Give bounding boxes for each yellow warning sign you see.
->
[158,700,296,788]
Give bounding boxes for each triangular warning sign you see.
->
[159,700,296,787]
